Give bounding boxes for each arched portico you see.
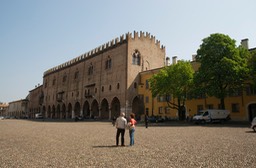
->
[52,105,56,119]
[67,103,72,119]
[47,106,51,118]
[132,96,144,117]
[74,102,81,117]
[57,104,61,119]
[91,100,99,118]
[83,101,90,118]
[61,104,66,119]
[42,106,46,118]
[111,97,120,118]
[101,99,109,119]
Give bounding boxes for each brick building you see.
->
[138,39,256,121]
[41,31,166,119]
[27,85,43,118]
[7,99,28,118]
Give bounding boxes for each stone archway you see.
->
[62,104,66,119]
[52,105,56,119]
[132,96,144,118]
[57,104,61,119]
[101,99,109,119]
[111,97,120,118]
[74,102,81,117]
[67,103,72,119]
[42,106,46,118]
[248,103,256,121]
[83,101,90,118]
[91,100,99,118]
[47,106,51,118]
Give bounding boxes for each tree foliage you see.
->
[248,50,256,85]
[149,60,194,120]
[195,33,250,109]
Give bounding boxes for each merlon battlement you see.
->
[43,31,165,76]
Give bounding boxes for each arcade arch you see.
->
[101,99,109,119]
[111,97,120,118]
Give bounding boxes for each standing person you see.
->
[115,112,127,146]
[145,114,149,128]
[128,113,137,146]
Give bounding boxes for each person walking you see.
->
[145,114,149,128]
[115,112,127,146]
[128,113,137,146]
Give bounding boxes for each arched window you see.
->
[74,71,79,79]
[132,49,141,66]
[105,56,112,69]
[117,83,120,90]
[88,63,93,75]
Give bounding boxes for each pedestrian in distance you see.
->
[128,113,137,146]
[115,112,127,146]
[145,114,149,128]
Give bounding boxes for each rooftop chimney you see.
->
[241,39,249,49]
[165,57,170,66]
[172,56,177,65]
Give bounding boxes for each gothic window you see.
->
[74,71,79,79]
[52,78,56,86]
[88,63,93,75]
[109,85,112,91]
[132,49,141,65]
[105,56,112,69]
[102,86,104,92]
[63,75,66,82]
[117,83,120,90]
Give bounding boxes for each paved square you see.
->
[0,120,255,167]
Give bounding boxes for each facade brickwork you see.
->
[27,85,43,118]
[41,31,165,119]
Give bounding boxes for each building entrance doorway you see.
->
[248,103,256,121]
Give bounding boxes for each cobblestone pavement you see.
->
[0,120,255,168]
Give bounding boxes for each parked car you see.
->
[0,116,4,120]
[251,117,256,132]
[148,116,165,123]
[192,109,230,124]
[35,113,43,119]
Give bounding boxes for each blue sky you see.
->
[0,0,256,103]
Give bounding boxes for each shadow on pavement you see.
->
[92,145,119,148]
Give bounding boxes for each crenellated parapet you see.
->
[127,31,166,50]
[43,31,165,76]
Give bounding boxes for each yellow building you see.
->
[138,41,256,122]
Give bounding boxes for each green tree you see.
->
[249,50,256,85]
[195,33,250,109]
[149,60,194,120]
